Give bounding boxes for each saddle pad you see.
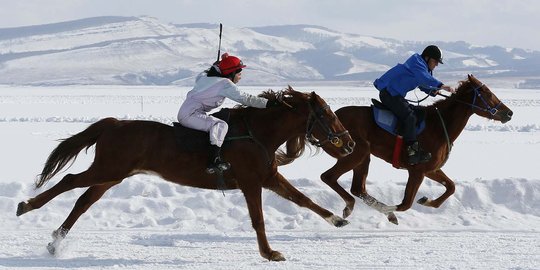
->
[173,109,231,152]
[372,105,426,136]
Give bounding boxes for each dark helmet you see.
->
[421,45,444,64]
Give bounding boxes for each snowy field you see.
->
[0,84,539,269]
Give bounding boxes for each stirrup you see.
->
[407,151,431,165]
[205,162,231,174]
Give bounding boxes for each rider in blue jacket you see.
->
[374,45,455,165]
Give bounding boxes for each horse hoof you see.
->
[46,242,56,255]
[342,207,352,219]
[16,201,32,216]
[335,218,350,227]
[387,212,399,225]
[268,251,286,261]
[417,196,429,205]
[325,215,349,227]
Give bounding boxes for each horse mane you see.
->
[230,88,286,110]
[431,77,474,109]
[259,89,281,101]
[229,86,315,166]
[275,136,308,166]
[267,86,317,166]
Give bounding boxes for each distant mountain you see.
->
[1,16,539,88]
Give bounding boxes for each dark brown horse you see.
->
[281,75,513,224]
[16,86,355,261]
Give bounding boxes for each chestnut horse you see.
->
[16,87,355,261]
[281,75,513,224]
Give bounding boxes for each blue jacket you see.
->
[373,53,443,97]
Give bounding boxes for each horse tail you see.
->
[275,135,311,166]
[35,117,119,189]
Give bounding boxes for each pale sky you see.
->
[1,0,539,51]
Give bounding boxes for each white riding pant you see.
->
[178,111,228,147]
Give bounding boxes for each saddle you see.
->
[173,109,231,152]
[371,99,426,137]
[371,99,427,168]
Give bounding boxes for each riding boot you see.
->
[406,141,431,165]
[206,145,231,174]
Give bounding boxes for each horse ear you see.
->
[287,85,294,92]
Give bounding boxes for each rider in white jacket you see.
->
[177,53,271,174]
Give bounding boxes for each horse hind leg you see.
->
[348,157,399,224]
[17,172,84,216]
[47,181,122,255]
[359,193,399,225]
[17,162,124,216]
[350,155,370,197]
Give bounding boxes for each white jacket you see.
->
[178,72,268,120]
[177,72,268,147]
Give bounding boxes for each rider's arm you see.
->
[219,81,268,108]
[409,55,444,94]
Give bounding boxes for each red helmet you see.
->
[218,53,246,75]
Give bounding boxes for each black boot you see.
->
[206,145,231,174]
[406,141,431,165]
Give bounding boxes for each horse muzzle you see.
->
[499,109,513,124]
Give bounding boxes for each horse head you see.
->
[453,74,513,123]
[273,86,355,166]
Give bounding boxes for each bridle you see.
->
[305,101,349,147]
[439,83,502,116]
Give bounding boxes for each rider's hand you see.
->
[441,85,455,93]
[266,99,280,108]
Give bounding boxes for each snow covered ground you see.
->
[1,84,539,269]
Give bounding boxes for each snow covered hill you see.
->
[1,16,539,87]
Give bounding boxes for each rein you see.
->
[434,107,452,167]
[224,97,349,165]
[405,94,431,105]
[224,118,272,165]
[438,84,501,116]
[432,82,501,168]
[305,103,349,147]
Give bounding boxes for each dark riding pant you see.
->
[379,89,417,144]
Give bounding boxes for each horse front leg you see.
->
[320,162,357,219]
[242,185,285,261]
[321,140,370,218]
[418,169,455,208]
[47,181,121,255]
[268,173,349,227]
[321,165,356,219]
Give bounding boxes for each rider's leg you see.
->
[206,120,230,174]
[178,112,231,173]
[379,90,431,165]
